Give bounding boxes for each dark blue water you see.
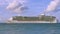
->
[0,23,60,34]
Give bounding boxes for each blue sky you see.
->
[0,0,60,22]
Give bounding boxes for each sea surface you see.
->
[0,23,60,34]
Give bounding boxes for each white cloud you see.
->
[6,1,22,10]
[45,0,60,12]
[6,0,28,14]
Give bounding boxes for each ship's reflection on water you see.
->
[0,23,60,34]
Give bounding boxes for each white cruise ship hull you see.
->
[7,20,57,23]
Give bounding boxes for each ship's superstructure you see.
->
[7,15,57,23]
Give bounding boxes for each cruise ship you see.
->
[7,14,58,23]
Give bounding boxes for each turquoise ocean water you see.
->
[0,23,60,34]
